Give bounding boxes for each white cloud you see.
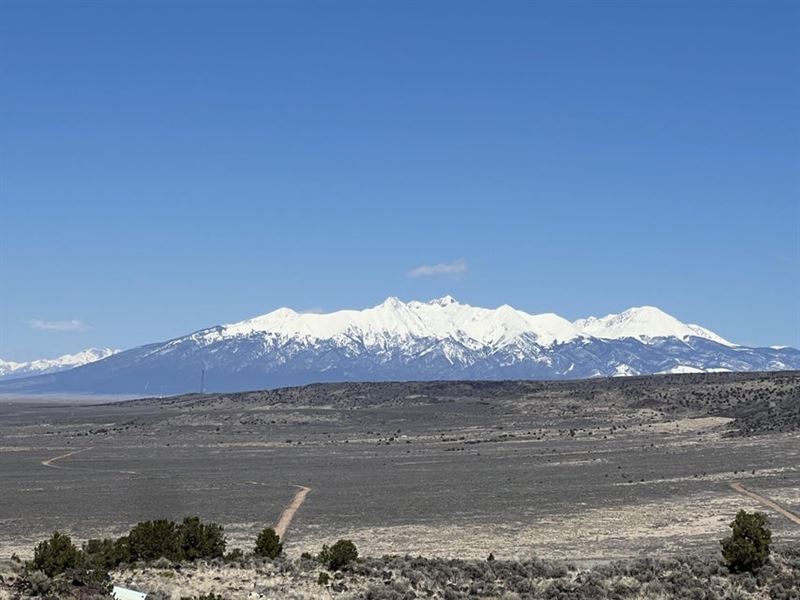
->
[407,258,468,278]
[28,319,88,332]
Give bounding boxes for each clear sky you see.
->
[1,0,798,360]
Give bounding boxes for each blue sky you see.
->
[1,0,798,360]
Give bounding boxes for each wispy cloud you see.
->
[407,258,468,278]
[28,319,88,332]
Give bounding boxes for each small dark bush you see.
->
[224,547,244,562]
[64,565,112,591]
[254,527,283,559]
[82,537,131,570]
[178,516,226,560]
[127,519,180,561]
[721,510,771,573]
[30,531,81,576]
[320,539,358,571]
[24,570,51,595]
[318,571,330,585]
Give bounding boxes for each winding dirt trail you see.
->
[40,448,310,536]
[274,485,311,538]
[730,481,800,526]
[41,447,92,468]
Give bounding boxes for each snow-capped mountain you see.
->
[0,298,796,396]
[0,348,119,381]
[207,295,579,350]
[573,306,733,346]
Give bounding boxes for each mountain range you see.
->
[1,297,797,396]
[0,348,118,381]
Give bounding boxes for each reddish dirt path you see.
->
[274,485,311,538]
[41,447,92,468]
[40,448,311,535]
[730,481,800,526]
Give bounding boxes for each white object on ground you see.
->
[112,586,147,600]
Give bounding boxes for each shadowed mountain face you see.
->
[1,297,797,396]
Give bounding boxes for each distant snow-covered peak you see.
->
[28,347,118,369]
[0,347,119,379]
[573,306,733,346]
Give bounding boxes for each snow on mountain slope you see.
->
[204,296,582,349]
[211,299,733,349]
[573,306,733,346]
[0,296,800,395]
[2,297,793,396]
[0,348,119,380]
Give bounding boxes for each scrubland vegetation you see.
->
[2,510,797,599]
[2,374,798,597]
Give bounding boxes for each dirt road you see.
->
[41,448,92,468]
[730,481,800,526]
[274,485,311,538]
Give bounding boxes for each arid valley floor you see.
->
[2,372,798,567]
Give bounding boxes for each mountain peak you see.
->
[574,306,733,346]
[4,299,794,396]
[428,295,458,307]
[623,305,668,315]
[378,296,404,308]
[210,299,735,348]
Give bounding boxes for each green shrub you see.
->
[721,510,772,573]
[82,537,131,570]
[319,539,358,571]
[127,519,180,561]
[224,547,244,562]
[178,516,226,560]
[317,571,330,585]
[126,517,227,562]
[30,531,81,576]
[254,527,283,559]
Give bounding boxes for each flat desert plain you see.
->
[1,373,798,561]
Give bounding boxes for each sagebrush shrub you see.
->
[224,547,244,562]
